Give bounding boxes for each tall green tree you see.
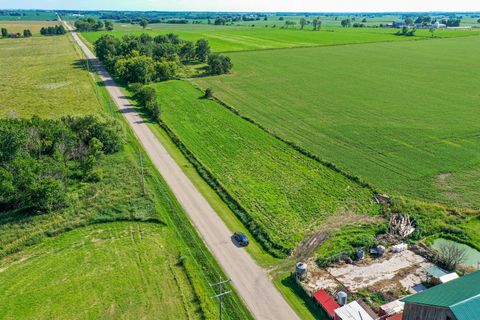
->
[1,28,7,38]
[312,18,321,31]
[299,18,307,30]
[179,41,195,62]
[195,39,211,62]
[140,19,149,29]
[207,54,233,75]
[341,19,351,27]
[114,54,156,84]
[104,20,114,31]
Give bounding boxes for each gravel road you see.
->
[63,20,300,320]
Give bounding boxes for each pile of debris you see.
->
[389,213,415,238]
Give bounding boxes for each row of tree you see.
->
[40,25,66,36]
[0,116,122,214]
[94,33,232,84]
[75,18,114,32]
[1,27,32,38]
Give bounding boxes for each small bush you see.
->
[204,88,213,99]
[129,83,143,93]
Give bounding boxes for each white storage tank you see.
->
[295,262,308,280]
[337,291,348,306]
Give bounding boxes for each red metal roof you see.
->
[387,313,403,320]
[313,289,340,318]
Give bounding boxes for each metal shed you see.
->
[313,289,340,319]
[402,271,480,320]
[334,300,374,320]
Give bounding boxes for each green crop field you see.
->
[0,21,58,35]
[0,11,56,21]
[153,80,380,255]
[0,222,203,319]
[82,23,480,53]
[193,36,480,210]
[0,34,102,118]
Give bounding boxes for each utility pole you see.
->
[210,276,231,320]
[138,150,146,196]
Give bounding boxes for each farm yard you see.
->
[193,36,480,209]
[0,33,101,118]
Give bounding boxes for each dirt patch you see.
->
[301,262,340,294]
[437,172,451,182]
[38,81,72,90]
[292,231,329,261]
[293,212,384,260]
[326,250,432,293]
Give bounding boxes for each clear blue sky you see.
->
[1,0,479,12]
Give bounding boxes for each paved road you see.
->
[63,21,300,320]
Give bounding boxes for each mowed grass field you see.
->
[0,222,203,320]
[193,36,480,209]
[82,23,480,53]
[0,34,101,118]
[154,80,380,254]
[0,21,58,34]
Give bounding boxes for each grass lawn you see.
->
[0,21,58,35]
[192,36,480,209]
[0,34,101,118]
[153,80,380,255]
[81,24,480,53]
[0,222,203,319]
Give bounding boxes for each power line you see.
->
[210,276,232,320]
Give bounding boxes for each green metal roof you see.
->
[402,271,480,308]
[450,296,480,320]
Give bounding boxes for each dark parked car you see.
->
[233,232,249,246]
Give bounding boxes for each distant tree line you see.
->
[40,25,66,36]
[415,16,432,24]
[75,18,114,32]
[441,18,461,27]
[0,116,122,214]
[94,33,232,84]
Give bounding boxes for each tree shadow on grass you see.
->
[0,208,37,226]
[71,58,98,72]
[280,273,330,320]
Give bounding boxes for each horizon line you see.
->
[2,9,480,14]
